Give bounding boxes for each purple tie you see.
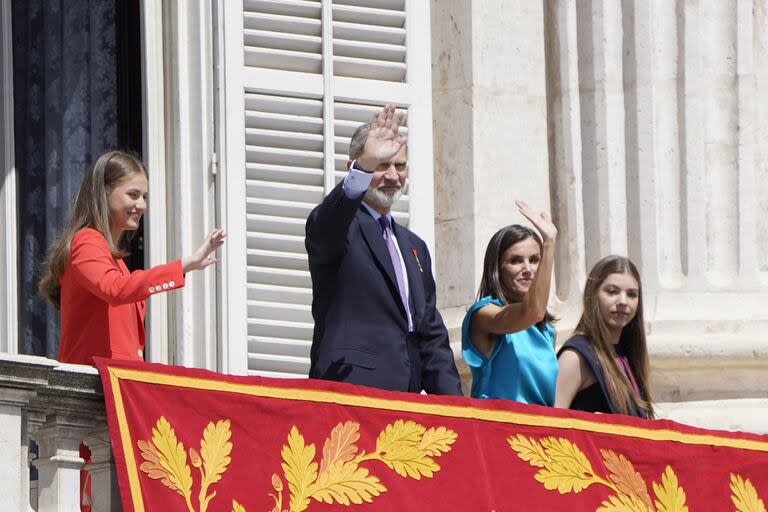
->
[378,216,413,330]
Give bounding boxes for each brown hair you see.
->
[477,224,556,329]
[38,150,148,308]
[575,255,654,418]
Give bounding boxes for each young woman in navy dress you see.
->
[555,255,654,419]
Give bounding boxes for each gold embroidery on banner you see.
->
[508,434,689,512]
[730,474,766,512]
[137,416,245,512]
[108,367,768,454]
[269,419,458,512]
[137,417,195,511]
[652,467,687,512]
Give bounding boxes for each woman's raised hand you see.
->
[516,200,557,242]
[182,228,226,273]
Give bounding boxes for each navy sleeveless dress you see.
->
[557,335,648,419]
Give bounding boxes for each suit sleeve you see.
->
[305,179,365,266]
[69,229,185,306]
[418,245,463,396]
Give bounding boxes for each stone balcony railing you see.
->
[0,354,119,511]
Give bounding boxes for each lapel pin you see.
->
[411,248,424,273]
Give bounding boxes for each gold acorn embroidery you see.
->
[268,419,458,512]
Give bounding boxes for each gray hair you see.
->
[348,123,371,160]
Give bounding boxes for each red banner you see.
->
[96,358,768,512]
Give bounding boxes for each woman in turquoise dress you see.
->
[462,200,558,405]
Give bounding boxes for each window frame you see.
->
[0,0,19,355]
[216,0,435,377]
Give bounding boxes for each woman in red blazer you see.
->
[38,150,224,511]
[39,150,225,365]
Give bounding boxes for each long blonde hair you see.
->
[38,151,147,309]
[575,255,654,418]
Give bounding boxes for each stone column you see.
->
[0,355,55,510]
[0,394,35,511]
[576,0,628,264]
[610,0,765,424]
[29,363,105,510]
[85,425,121,512]
[544,0,587,312]
[32,415,93,512]
[27,410,46,511]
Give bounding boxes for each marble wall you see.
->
[431,0,768,432]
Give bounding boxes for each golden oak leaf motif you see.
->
[375,420,426,454]
[535,437,598,494]
[601,449,653,510]
[310,460,386,505]
[730,474,767,512]
[373,420,441,479]
[508,434,550,468]
[149,417,194,500]
[281,426,318,512]
[510,433,693,512]
[652,466,688,512]
[232,499,246,512]
[138,439,179,491]
[138,416,240,512]
[318,421,360,476]
[380,442,440,479]
[198,420,233,512]
[201,420,233,485]
[597,491,654,512]
[272,421,456,511]
[419,426,458,456]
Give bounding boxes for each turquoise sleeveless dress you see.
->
[461,296,558,406]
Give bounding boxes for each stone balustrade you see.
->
[0,354,119,511]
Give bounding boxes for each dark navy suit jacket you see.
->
[305,180,462,395]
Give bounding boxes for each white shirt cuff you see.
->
[342,161,374,199]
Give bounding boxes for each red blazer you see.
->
[57,228,185,365]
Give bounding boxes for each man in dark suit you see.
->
[305,104,462,395]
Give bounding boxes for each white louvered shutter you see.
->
[332,1,407,82]
[219,0,434,377]
[245,93,322,376]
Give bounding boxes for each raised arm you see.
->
[70,228,224,306]
[70,229,184,305]
[469,201,557,355]
[305,104,407,264]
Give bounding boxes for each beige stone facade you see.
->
[431,0,768,433]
